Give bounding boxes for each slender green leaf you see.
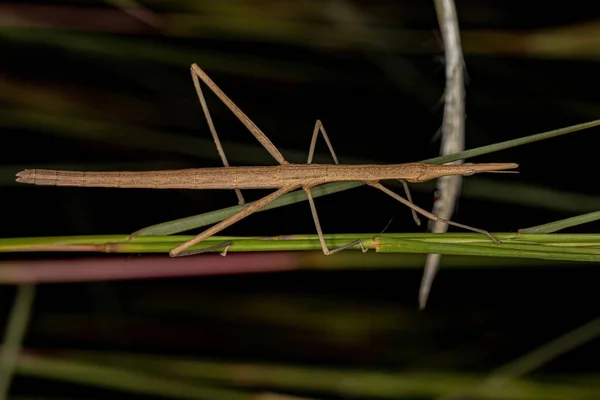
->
[3,233,600,263]
[421,119,600,164]
[16,353,254,400]
[519,211,600,234]
[135,120,600,236]
[27,350,600,400]
[132,182,362,236]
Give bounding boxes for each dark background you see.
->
[1,1,599,398]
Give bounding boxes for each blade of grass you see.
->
[0,108,308,164]
[15,352,258,400]
[421,119,600,164]
[458,178,600,213]
[0,108,362,166]
[135,120,600,237]
[0,27,330,82]
[519,210,600,234]
[486,315,600,388]
[41,350,600,400]
[0,285,36,399]
[4,233,600,263]
[437,316,600,399]
[132,182,362,236]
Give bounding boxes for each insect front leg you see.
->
[170,184,299,257]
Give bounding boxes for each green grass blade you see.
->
[0,285,36,398]
[422,119,600,164]
[374,236,600,262]
[459,179,600,213]
[35,350,600,400]
[482,316,600,390]
[4,233,600,263]
[16,352,255,400]
[0,27,318,81]
[136,120,600,236]
[519,211,600,234]
[132,182,362,236]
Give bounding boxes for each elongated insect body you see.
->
[16,162,517,190]
[16,64,519,257]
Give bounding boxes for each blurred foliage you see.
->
[1,0,600,399]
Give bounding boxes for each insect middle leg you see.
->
[307,119,339,164]
[303,119,421,241]
[307,119,419,230]
[304,121,367,254]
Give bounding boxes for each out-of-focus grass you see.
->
[12,349,600,400]
[0,285,35,398]
[3,3,600,60]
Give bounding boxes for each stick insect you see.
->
[16,64,518,257]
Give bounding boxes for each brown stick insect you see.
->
[16,64,518,257]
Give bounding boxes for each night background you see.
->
[0,1,599,399]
